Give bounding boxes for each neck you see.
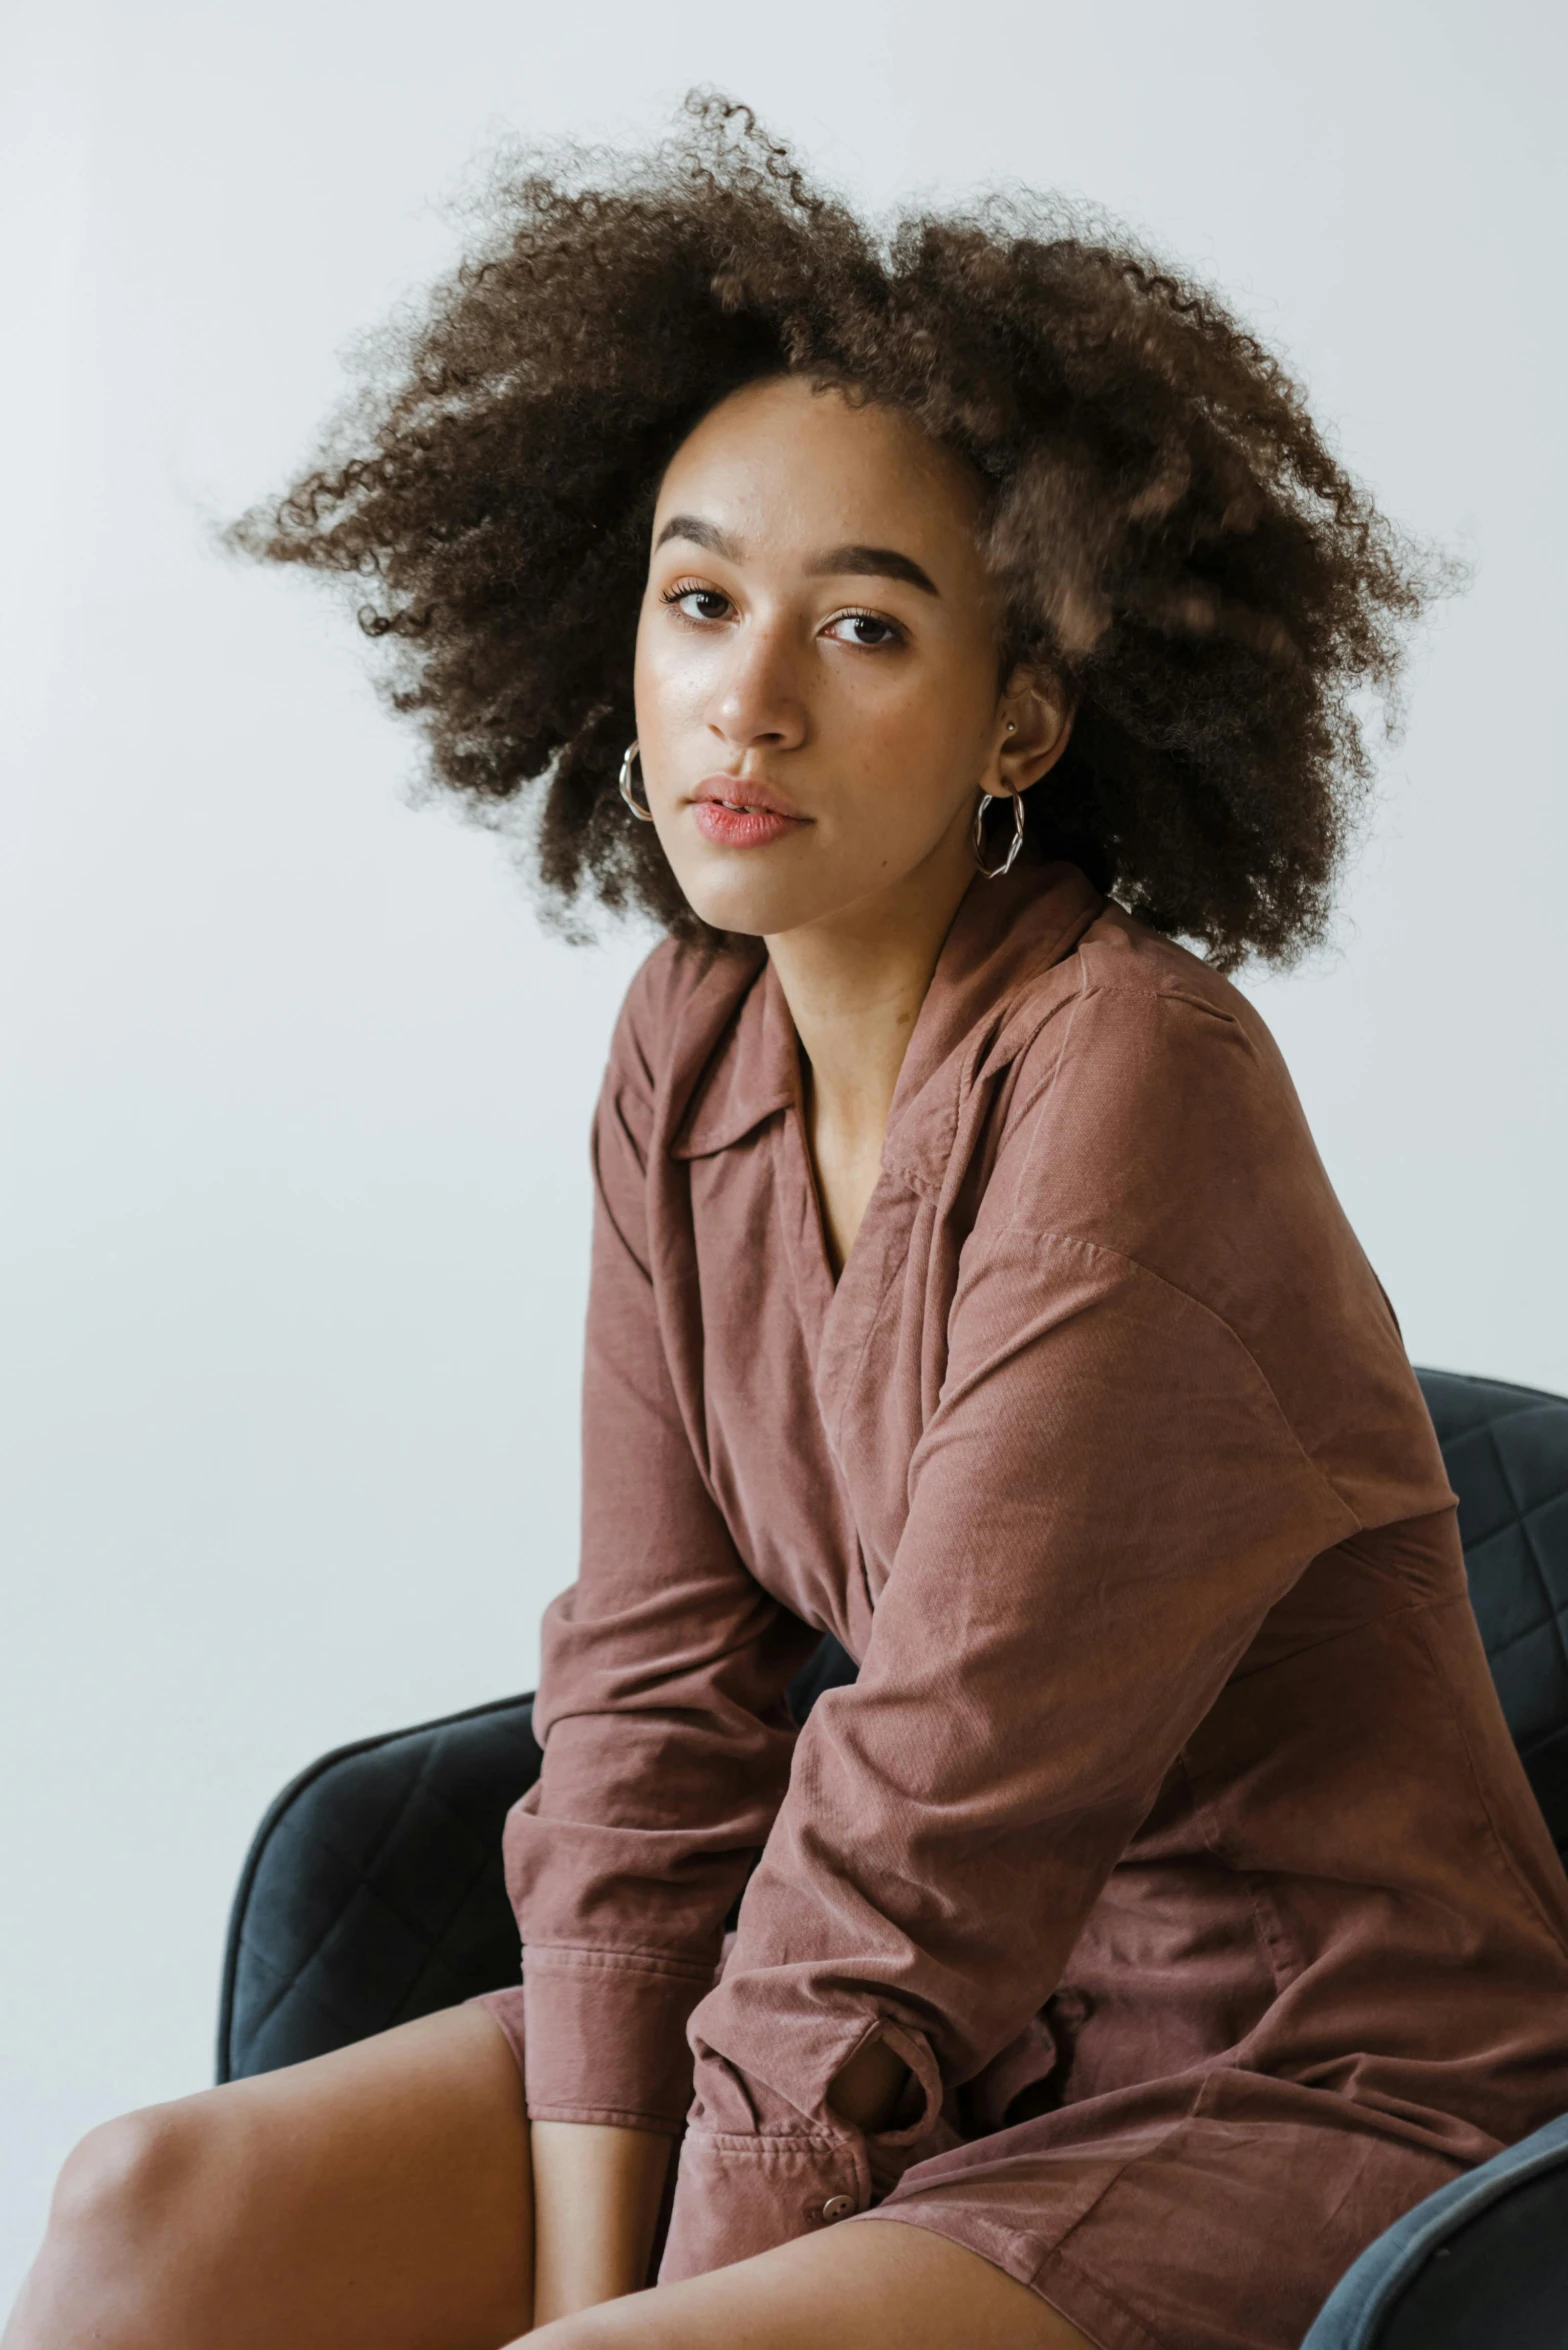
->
[764,834,975,1269]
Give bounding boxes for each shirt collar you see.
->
[670,857,1105,1167]
[670,941,789,1160]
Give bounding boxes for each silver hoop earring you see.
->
[974,789,1026,880]
[618,740,654,822]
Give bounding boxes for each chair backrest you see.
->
[1415,1369,1568,1860]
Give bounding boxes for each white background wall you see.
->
[3,0,1564,2302]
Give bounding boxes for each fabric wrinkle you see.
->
[493,857,1568,2349]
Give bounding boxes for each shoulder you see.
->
[997,906,1287,1161]
[991,905,1333,1306]
[981,909,1447,1519]
[971,906,1451,1522]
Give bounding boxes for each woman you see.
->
[11,95,1568,2350]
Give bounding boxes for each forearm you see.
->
[528,2119,674,2324]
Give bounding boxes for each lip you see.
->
[689,773,811,851]
[692,774,808,820]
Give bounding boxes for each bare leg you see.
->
[4,2007,532,2350]
[7,2010,1098,2350]
[523,2215,1096,2350]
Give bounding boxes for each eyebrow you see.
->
[654,514,743,560]
[808,543,940,597]
[654,515,940,598]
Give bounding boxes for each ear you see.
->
[994,668,1076,797]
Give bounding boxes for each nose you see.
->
[706,615,808,758]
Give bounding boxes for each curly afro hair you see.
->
[232,92,1450,968]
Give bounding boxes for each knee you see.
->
[8,2107,207,2346]
[60,2104,203,2231]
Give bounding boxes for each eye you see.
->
[822,608,906,650]
[662,581,733,624]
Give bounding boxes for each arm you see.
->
[503,961,818,2216]
[658,1217,1362,2276]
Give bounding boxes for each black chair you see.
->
[218,1368,1568,2347]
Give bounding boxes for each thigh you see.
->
[7,2005,532,2350]
[524,2214,1092,2350]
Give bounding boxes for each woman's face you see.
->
[633,375,1065,942]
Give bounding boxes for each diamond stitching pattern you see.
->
[219,1368,1568,2081]
[219,1700,542,2079]
[1419,1374,1568,1798]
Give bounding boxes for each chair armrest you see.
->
[1302,2109,1568,2348]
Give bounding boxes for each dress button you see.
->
[820,2194,856,2222]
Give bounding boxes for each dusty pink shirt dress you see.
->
[479,857,1568,2350]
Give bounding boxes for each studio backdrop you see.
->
[2,0,1564,2305]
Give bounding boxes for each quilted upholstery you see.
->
[217,1367,1568,2082]
[216,1697,543,2081]
[1416,1370,1568,1854]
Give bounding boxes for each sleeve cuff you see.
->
[521,1945,716,2132]
[655,2019,953,2279]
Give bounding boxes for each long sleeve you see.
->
[501,979,818,2133]
[659,1205,1361,2269]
